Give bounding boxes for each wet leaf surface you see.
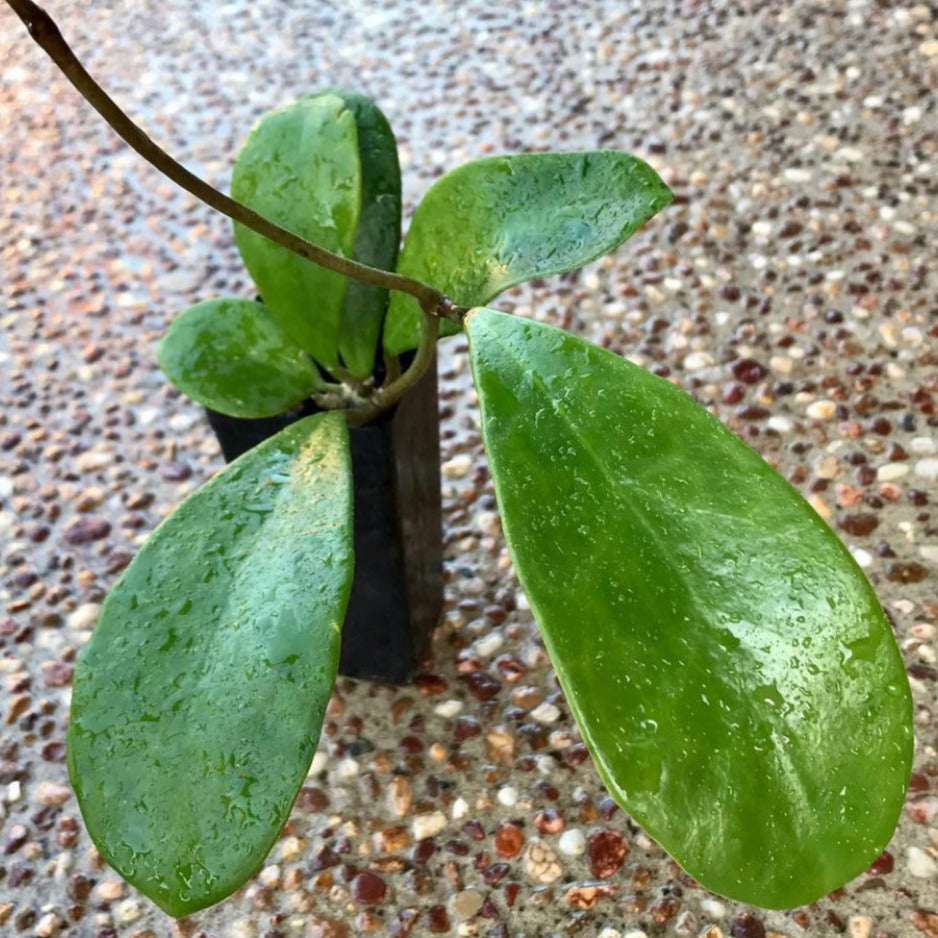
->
[157,297,320,417]
[231,94,360,370]
[67,414,354,916]
[383,151,672,355]
[467,307,912,908]
[325,89,402,379]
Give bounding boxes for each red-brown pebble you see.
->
[911,911,938,938]
[424,904,451,933]
[587,829,628,878]
[63,517,111,544]
[352,871,387,906]
[494,822,524,858]
[729,912,766,938]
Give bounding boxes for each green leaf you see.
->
[67,413,354,917]
[323,89,402,379]
[231,94,361,370]
[466,308,912,909]
[156,298,320,418]
[383,151,672,356]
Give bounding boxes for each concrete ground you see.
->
[1,0,937,935]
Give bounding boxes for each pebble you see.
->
[36,782,71,807]
[76,451,111,472]
[877,462,909,482]
[911,910,938,938]
[412,810,447,841]
[67,603,100,630]
[587,829,628,878]
[35,913,63,937]
[529,701,561,723]
[847,915,872,938]
[522,838,562,883]
[907,846,938,878]
[558,828,587,856]
[114,898,142,923]
[496,785,518,806]
[914,458,938,480]
[806,400,837,420]
[441,455,472,478]
[433,699,463,718]
[62,516,111,544]
[448,889,483,920]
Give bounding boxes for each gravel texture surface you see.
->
[2,1,938,936]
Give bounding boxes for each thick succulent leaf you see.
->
[156,298,320,418]
[67,414,354,917]
[466,308,912,909]
[323,89,402,379]
[232,94,361,370]
[383,151,672,356]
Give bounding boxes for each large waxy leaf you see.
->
[232,94,361,370]
[156,297,320,418]
[324,89,402,379]
[67,414,354,917]
[466,308,912,909]
[383,151,672,356]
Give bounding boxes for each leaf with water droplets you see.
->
[67,413,353,916]
[231,93,361,370]
[323,89,402,379]
[382,151,672,356]
[157,297,321,418]
[466,307,912,908]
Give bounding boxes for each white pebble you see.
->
[6,781,21,803]
[412,810,447,840]
[309,751,328,776]
[850,548,873,568]
[683,351,714,371]
[806,400,836,420]
[910,437,937,454]
[558,828,587,855]
[529,702,561,724]
[848,915,872,938]
[35,913,63,937]
[877,463,909,482]
[497,786,518,807]
[113,899,142,924]
[920,546,938,564]
[766,416,792,433]
[68,603,100,631]
[333,757,359,780]
[0,477,12,498]
[907,845,938,878]
[76,451,111,472]
[442,455,472,478]
[473,633,504,657]
[700,897,727,919]
[598,930,624,938]
[434,699,463,718]
[451,797,469,821]
[914,458,938,480]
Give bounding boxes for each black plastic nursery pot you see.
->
[205,358,443,685]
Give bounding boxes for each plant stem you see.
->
[344,313,439,427]
[4,0,469,324]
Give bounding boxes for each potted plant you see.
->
[7,0,914,924]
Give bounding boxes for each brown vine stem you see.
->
[4,0,469,325]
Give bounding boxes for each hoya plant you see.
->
[8,0,913,922]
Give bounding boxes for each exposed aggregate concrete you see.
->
[1,1,938,936]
